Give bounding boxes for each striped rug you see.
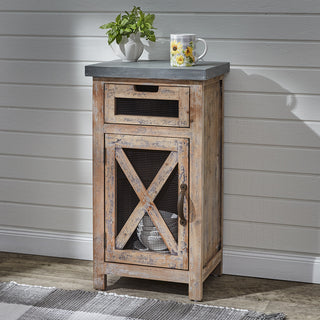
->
[0,282,286,319]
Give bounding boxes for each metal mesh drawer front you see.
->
[115,98,179,118]
[105,83,190,127]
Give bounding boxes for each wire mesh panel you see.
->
[115,98,179,118]
[116,148,178,251]
[105,84,190,127]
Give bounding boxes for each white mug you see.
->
[170,34,207,67]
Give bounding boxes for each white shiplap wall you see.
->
[0,1,319,283]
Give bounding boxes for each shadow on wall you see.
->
[223,69,320,284]
[141,38,170,60]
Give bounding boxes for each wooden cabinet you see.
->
[85,61,229,301]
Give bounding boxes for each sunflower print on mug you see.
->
[170,40,195,67]
[176,55,184,65]
[170,40,183,55]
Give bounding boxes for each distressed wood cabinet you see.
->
[85,61,229,301]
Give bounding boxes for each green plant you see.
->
[100,6,156,45]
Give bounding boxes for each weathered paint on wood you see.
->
[105,262,189,284]
[92,73,225,300]
[105,83,189,127]
[104,123,192,139]
[106,249,185,270]
[188,83,205,301]
[203,250,223,282]
[177,139,189,270]
[104,135,116,260]
[105,134,189,269]
[108,134,179,151]
[217,79,225,276]
[202,81,223,269]
[108,83,187,100]
[92,80,106,290]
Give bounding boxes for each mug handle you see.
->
[195,38,207,62]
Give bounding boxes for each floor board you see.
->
[1,252,319,319]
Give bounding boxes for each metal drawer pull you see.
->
[177,184,187,226]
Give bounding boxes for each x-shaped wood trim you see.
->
[115,147,179,254]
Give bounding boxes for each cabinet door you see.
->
[105,134,189,270]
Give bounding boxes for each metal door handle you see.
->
[177,184,187,226]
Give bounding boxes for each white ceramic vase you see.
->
[110,33,144,62]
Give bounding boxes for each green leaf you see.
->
[115,13,121,23]
[116,34,122,44]
[99,22,114,29]
[108,34,116,45]
[148,34,156,42]
[121,18,128,26]
[145,14,154,24]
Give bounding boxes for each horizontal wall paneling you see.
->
[225,92,320,121]
[1,13,320,40]
[2,61,320,95]
[0,179,92,208]
[225,169,320,201]
[0,132,92,159]
[225,118,320,148]
[0,202,92,233]
[224,195,320,228]
[0,226,93,260]
[0,108,92,135]
[0,61,91,86]
[0,84,92,110]
[225,144,320,174]
[1,0,320,13]
[226,67,320,95]
[2,37,320,68]
[0,155,92,184]
[224,220,320,254]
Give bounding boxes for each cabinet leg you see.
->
[188,279,203,302]
[93,272,106,291]
[214,261,223,277]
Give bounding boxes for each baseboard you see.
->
[223,247,320,284]
[0,226,92,260]
[1,227,319,284]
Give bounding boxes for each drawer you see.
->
[105,83,189,127]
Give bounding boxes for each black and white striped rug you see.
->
[0,282,286,319]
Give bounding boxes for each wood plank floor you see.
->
[0,252,319,319]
